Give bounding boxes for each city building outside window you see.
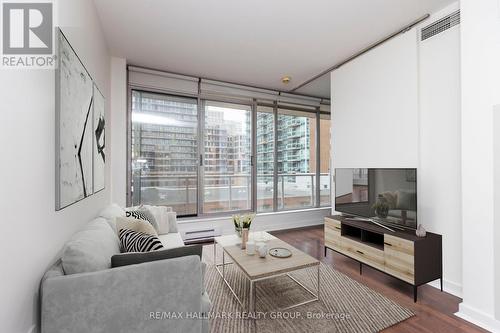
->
[130,90,331,218]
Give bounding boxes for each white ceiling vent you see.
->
[421,10,460,41]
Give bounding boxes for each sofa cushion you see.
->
[115,216,157,236]
[157,233,185,250]
[119,229,164,253]
[142,205,169,234]
[125,209,159,231]
[167,211,178,233]
[62,218,120,275]
[111,244,202,268]
[98,204,126,233]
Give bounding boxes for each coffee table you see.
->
[214,232,320,313]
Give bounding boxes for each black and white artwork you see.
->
[93,84,105,193]
[56,30,94,210]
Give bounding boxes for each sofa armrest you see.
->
[41,256,204,333]
[111,245,202,267]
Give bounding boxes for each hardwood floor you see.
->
[269,225,487,333]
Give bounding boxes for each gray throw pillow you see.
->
[111,244,202,268]
[62,219,120,275]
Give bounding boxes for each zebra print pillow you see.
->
[119,229,164,253]
[125,209,159,231]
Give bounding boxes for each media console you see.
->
[324,215,442,302]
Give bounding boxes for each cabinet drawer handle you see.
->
[334,226,341,230]
[356,250,364,254]
[384,242,392,246]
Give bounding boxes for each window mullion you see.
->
[197,95,204,216]
[273,101,278,212]
[315,108,321,208]
[251,99,258,212]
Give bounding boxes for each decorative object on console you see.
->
[55,28,106,210]
[415,224,427,237]
[119,229,163,252]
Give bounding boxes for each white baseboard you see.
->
[427,279,462,298]
[456,303,500,332]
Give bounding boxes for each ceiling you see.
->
[94,0,454,98]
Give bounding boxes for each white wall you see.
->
[418,4,462,297]
[494,105,500,321]
[110,57,127,207]
[331,3,463,297]
[0,1,110,332]
[331,28,419,169]
[456,0,500,330]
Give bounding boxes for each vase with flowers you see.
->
[232,213,256,249]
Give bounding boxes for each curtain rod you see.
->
[290,14,430,92]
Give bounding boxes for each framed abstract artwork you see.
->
[93,84,105,193]
[55,29,105,210]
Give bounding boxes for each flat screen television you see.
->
[335,168,417,230]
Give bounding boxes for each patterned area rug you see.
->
[203,245,413,333]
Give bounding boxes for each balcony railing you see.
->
[131,172,331,216]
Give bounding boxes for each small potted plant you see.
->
[372,201,390,218]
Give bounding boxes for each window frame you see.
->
[127,85,331,218]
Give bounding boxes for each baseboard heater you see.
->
[182,226,221,243]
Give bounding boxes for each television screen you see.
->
[335,168,417,229]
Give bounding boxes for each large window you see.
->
[203,101,252,213]
[131,91,198,216]
[277,109,316,210]
[129,89,331,217]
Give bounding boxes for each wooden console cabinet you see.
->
[324,215,442,302]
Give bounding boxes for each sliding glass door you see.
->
[203,101,252,214]
[131,91,198,216]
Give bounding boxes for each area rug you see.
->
[202,245,413,333]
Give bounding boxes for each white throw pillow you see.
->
[115,216,158,236]
[98,204,126,233]
[143,205,170,234]
[167,211,178,233]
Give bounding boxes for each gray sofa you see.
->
[40,204,210,333]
